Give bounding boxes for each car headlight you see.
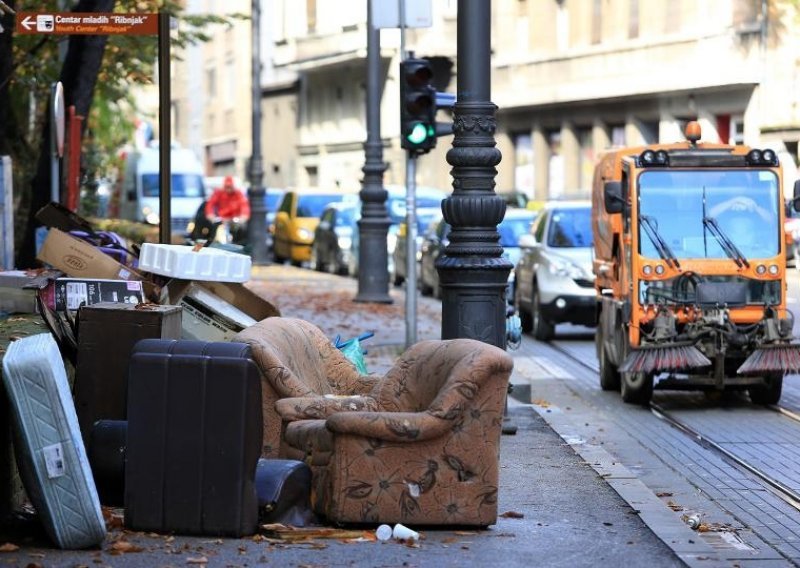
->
[387,233,397,254]
[338,236,352,250]
[548,258,586,279]
[145,212,160,225]
[297,228,313,241]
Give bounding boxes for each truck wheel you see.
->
[515,285,532,332]
[599,341,621,391]
[531,287,555,341]
[621,372,653,405]
[748,372,783,405]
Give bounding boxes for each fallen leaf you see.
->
[531,399,551,408]
[656,492,673,498]
[109,540,144,554]
[453,531,478,536]
[0,543,19,552]
[499,511,524,519]
[186,557,208,565]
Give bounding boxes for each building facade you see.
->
[171,0,800,200]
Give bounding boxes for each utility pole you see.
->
[248,0,268,264]
[355,0,392,304]
[438,0,511,348]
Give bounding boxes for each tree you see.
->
[0,1,242,267]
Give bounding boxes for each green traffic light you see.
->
[407,122,430,144]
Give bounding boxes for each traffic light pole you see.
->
[247,0,268,264]
[405,152,417,348]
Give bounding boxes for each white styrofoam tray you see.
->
[139,243,252,283]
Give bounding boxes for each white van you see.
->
[119,143,206,234]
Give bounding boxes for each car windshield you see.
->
[499,215,536,247]
[265,192,283,211]
[547,207,592,248]
[142,173,205,198]
[638,170,781,260]
[297,194,344,218]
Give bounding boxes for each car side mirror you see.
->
[518,234,536,248]
[793,179,800,212]
[604,181,624,214]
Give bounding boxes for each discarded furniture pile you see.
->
[0,203,514,550]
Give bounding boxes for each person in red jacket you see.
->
[205,176,250,243]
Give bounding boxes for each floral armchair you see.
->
[233,317,377,458]
[277,338,514,526]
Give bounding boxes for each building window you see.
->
[577,127,594,192]
[206,67,216,99]
[513,133,534,198]
[547,130,563,199]
[730,115,745,145]
[591,0,602,44]
[628,0,639,39]
[307,0,317,34]
[556,1,569,51]
[305,165,318,187]
[610,124,626,147]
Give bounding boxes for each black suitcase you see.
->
[125,340,262,537]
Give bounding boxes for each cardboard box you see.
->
[74,303,182,446]
[37,228,142,282]
[42,278,145,311]
[163,279,280,342]
[0,269,60,314]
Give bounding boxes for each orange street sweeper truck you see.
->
[592,121,800,405]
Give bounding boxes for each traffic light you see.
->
[400,58,437,154]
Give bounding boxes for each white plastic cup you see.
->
[392,523,419,542]
[375,524,393,541]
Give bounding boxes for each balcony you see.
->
[274,23,366,70]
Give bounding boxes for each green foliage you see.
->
[7,1,246,188]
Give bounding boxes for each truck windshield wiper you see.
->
[640,215,680,270]
[702,215,750,269]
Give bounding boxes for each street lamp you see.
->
[437,0,511,348]
[354,0,392,304]
[248,0,268,264]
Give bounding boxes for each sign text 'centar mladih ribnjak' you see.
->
[15,13,157,35]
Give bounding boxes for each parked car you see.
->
[391,207,442,286]
[310,202,360,275]
[418,208,538,299]
[273,190,354,265]
[348,185,448,276]
[514,200,595,340]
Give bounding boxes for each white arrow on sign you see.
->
[20,15,34,31]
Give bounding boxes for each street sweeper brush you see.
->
[619,343,711,374]
[737,343,800,375]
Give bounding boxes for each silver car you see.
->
[514,200,596,340]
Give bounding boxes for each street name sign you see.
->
[15,12,157,35]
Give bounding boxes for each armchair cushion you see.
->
[275,395,379,422]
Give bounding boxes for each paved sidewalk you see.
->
[0,265,691,567]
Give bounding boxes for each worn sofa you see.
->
[276,338,514,526]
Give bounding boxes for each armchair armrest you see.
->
[325,411,452,443]
[275,395,378,421]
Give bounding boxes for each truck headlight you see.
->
[145,212,160,225]
[337,236,352,250]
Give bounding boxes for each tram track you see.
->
[547,338,800,514]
